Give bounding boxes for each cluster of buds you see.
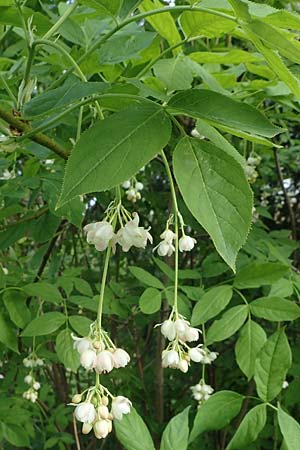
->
[189,346,218,365]
[159,315,202,372]
[191,380,214,405]
[245,153,261,184]
[72,386,131,440]
[73,325,130,374]
[84,204,152,253]
[122,179,144,203]
[23,374,41,403]
[154,219,196,257]
[23,356,44,368]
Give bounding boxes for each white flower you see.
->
[98,405,109,420]
[82,422,93,434]
[191,382,214,401]
[189,347,204,363]
[122,180,131,189]
[80,349,97,370]
[94,419,110,439]
[116,213,152,252]
[111,396,132,420]
[23,358,33,368]
[33,381,41,390]
[161,320,176,341]
[96,351,114,373]
[112,348,130,368]
[157,240,175,257]
[84,221,114,251]
[30,391,38,403]
[178,359,189,373]
[201,348,218,364]
[135,182,144,191]
[174,318,189,338]
[282,380,289,389]
[36,358,44,366]
[24,375,33,384]
[162,350,179,368]
[183,327,200,342]
[160,229,176,243]
[179,235,197,252]
[75,402,96,423]
[73,336,91,354]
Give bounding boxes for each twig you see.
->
[73,414,82,450]
[0,107,69,159]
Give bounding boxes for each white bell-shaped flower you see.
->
[24,375,33,384]
[179,235,197,252]
[96,350,114,373]
[116,213,152,252]
[183,327,200,342]
[178,359,189,373]
[174,318,189,338]
[189,347,205,363]
[157,240,175,257]
[73,336,91,354]
[161,320,176,341]
[111,396,132,420]
[112,348,130,369]
[80,349,97,370]
[162,350,179,368]
[75,402,96,423]
[160,229,176,243]
[33,381,41,390]
[84,221,115,251]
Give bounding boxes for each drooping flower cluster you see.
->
[23,356,44,368]
[23,374,41,403]
[122,179,144,203]
[189,347,218,365]
[191,381,214,405]
[159,315,202,372]
[84,208,152,253]
[73,324,130,374]
[154,222,196,257]
[72,387,131,439]
[245,154,261,184]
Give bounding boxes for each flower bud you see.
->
[98,405,109,420]
[80,349,97,370]
[96,351,114,373]
[112,348,130,369]
[33,381,41,390]
[93,340,103,350]
[82,422,93,434]
[102,396,109,406]
[94,419,110,439]
[135,182,144,191]
[122,180,131,189]
[72,394,82,404]
[30,391,38,403]
[24,375,33,385]
[178,359,189,373]
[179,235,197,252]
[161,320,176,341]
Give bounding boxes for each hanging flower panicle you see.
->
[71,384,132,440]
[245,153,261,184]
[23,356,44,368]
[23,374,41,403]
[84,200,152,253]
[154,215,196,257]
[72,322,130,374]
[191,380,214,406]
[122,179,144,203]
[158,313,202,373]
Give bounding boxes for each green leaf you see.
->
[228,0,251,21]
[206,305,248,345]
[168,89,281,138]
[180,11,236,38]
[58,103,171,207]
[173,137,252,271]
[79,0,123,15]
[226,404,267,450]
[114,407,155,450]
[23,282,63,304]
[139,0,182,54]
[2,290,31,328]
[234,263,290,289]
[73,278,93,297]
[153,56,193,91]
[191,285,233,326]
[2,423,30,447]
[22,312,66,337]
[56,328,80,372]
[0,313,18,353]
[23,81,108,118]
[161,407,190,450]
[139,288,162,314]
[69,315,93,336]
[235,319,267,380]
[254,329,292,402]
[129,266,164,289]
[278,405,300,450]
[189,391,244,443]
[250,297,300,321]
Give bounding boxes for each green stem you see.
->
[97,243,112,332]
[49,5,236,89]
[42,1,78,40]
[161,150,179,317]
[76,106,83,142]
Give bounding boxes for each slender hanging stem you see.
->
[97,242,112,332]
[161,150,179,317]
